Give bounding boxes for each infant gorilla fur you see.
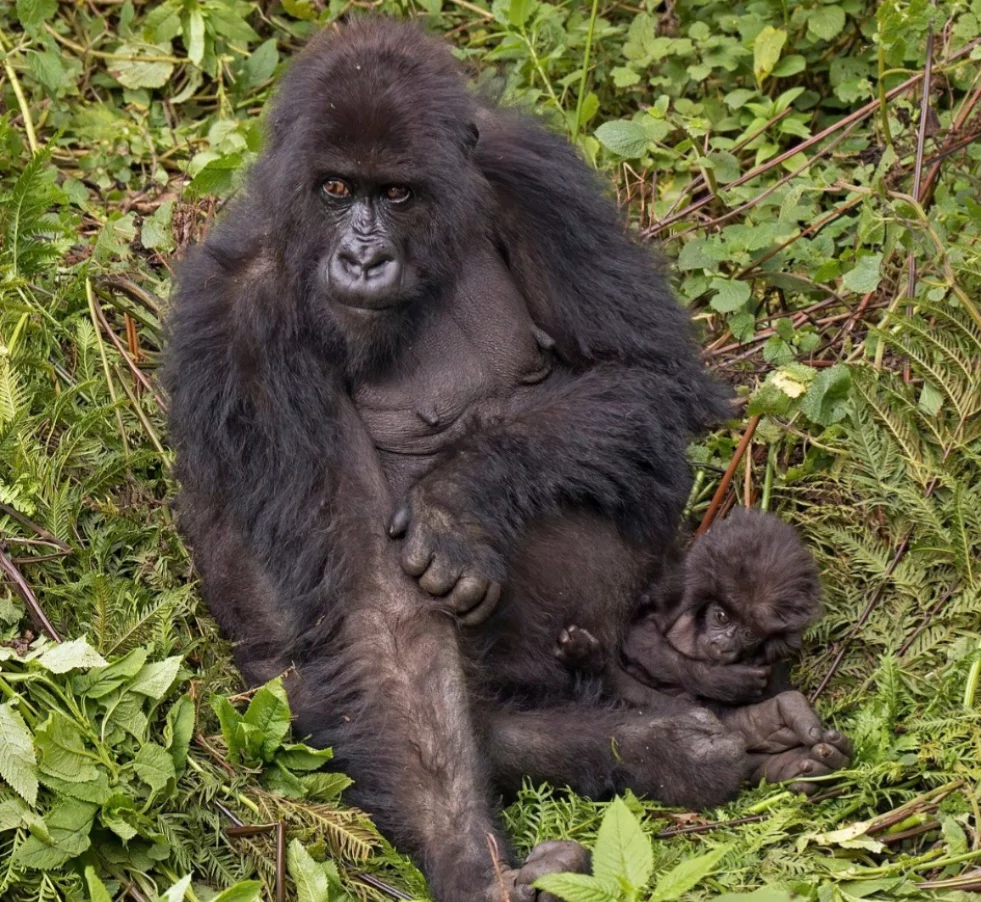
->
[556,508,823,705]
[165,18,851,902]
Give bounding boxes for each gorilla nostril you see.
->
[363,251,394,277]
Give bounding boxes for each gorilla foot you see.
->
[500,841,591,902]
[555,624,603,672]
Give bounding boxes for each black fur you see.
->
[162,19,843,902]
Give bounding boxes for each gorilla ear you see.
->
[462,122,480,156]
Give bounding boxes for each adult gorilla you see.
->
[165,18,848,902]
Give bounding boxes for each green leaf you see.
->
[210,881,264,902]
[276,742,334,771]
[35,637,108,674]
[142,201,174,251]
[128,656,182,699]
[0,701,38,805]
[650,846,728,901]
[753,26,787,84]
[611,67,641,88]
[288,839,331,902]
[108,45,175,90]
[0,798,28,831]
[16,0,57,30]
[186,153,246,198]
[842,254,883,293]
[709,278,752,313]
[533,873,619,902]
[243,39,280,89]
[242,677,292,762]
[159,875,193,902]
[85,866,114,902]
[27,50,69,93]
[677,239,716,272]
[918,381,943,416]
[39,769,111,803]
[212,694,244,759]
[133,742,176,793]
[165,695,195,775]
[75,647,148,698]
[207,6,260,42]
[800,364,852,426]
[715,889,796,902]
[13,800,97,870]
[808,5,847,41]
[35,712,100,784]
[594,120,649,158]
[509,0,537,27]
[302,771,354,801]
[592,797,654,890]
[186,8,206,66]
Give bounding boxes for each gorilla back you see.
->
[163,18,770,902]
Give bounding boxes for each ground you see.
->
[1,1,980,900]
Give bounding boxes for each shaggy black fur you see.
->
[165,19,847,902]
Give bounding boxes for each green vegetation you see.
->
[1,0,980,899]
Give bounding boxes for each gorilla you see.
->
[164,18,849,902]
[556,508,823,705]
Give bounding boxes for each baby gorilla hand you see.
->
[388,479,505,626]
[694,662,771,704]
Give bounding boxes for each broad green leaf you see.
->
[186,153,246,198]
[159,875,193,902]
[677,239,716,272]
[165,695,195,775]
[715,889,796,902]
[594,120,649,158]
[212,694,244,759]
[242,677,292,762]
[13,800,96,870]
[0,701,38,805]
[918,381,943,416]
[288,839,331,902]
[533,873,619,902]
[282,0,318,20]
[35,712,99,784]
[108,45,175,90]
[592,796,653,890]
[133,742,176,793]
[210,881,264,902]
[243,39,280,89]
[650,846,728,901]
[35,637,107,674]
[206,6,260,43]
[753,26,787,84]
[39,769,111,803]
[142,201,174,251]
[509,0,537,27]
[842,254,883,293]
[302,771,354,801]
[27,50,69,93]
[75,647,148,698]
[709,278,752,313]
[128,656,182,699]
[706,151,741,184]
[0,798,28,831]
[85,866,113,902]
[16,0,57,30]
[800,364,851,426]
[808,5,846,41]
[277,742,334,771]
[611,67,640,87]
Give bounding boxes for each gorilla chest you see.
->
[352,253,550,487]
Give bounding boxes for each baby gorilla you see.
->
[556,508,822,706]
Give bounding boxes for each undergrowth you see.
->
[1,0,980,899]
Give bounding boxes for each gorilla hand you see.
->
[502,841,591,902]
[388,478,505,625]
[721,691,852,794]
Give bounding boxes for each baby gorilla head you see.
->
[663,508,823,667]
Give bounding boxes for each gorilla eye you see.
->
[385,185,411,203]
[713,607,730,626]
[323,179,351,198]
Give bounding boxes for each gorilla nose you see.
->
[329,242,402,308]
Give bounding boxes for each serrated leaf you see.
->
[534,873,619,902]
[800,364,851,426]
[288,839,331,902]
[677,239,716,272]
[210,881,264,902]
[753,26,787,84]
[842,253,883,293]
[108,45,175,90]
[303,771,354,801]
[85,866,114,902]
[39,769,111,803]
[128,656,182,699]
[594,120,649,158]
[0,798,28,831]
[16,0,57,30]
[710,278,752,313]
[242,677,291,762]
[808,5,846,41]
[650,846,728,901]
[592,797,653,890]
[35,712,99,784]
[0,701,38,805]
[13,800,96,870]
[35,637,108,674]
[133,742,176,793]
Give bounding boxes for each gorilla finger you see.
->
[810,741,850,771]
[447,575,488,613]
[387,503,411,538]
[822,729,853,757]
[457,581,502,627]
[401,532,435,576]
[774,691,826,746]
[419,555,461,596]
[517,841,590,885]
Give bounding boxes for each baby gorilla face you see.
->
[663,601,763,665]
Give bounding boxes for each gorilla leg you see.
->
[484,699,749,809]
